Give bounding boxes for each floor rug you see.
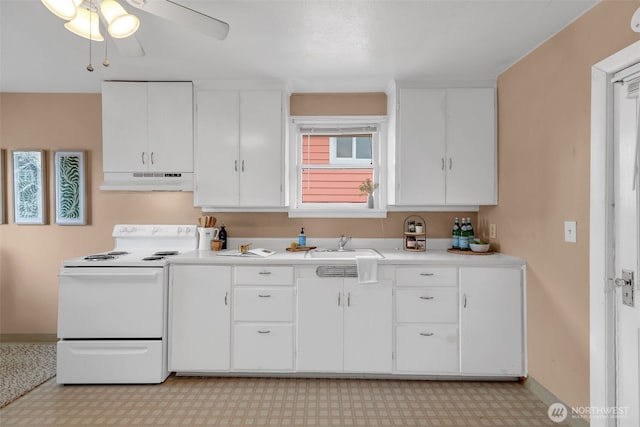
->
[0,343,56,408]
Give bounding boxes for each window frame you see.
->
[288,116,388,218]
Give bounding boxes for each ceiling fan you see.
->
[41,0,230,61]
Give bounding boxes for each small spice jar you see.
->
[408,221,416,232]
[415,222,423,233]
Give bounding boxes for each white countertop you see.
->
[170,238,524,267]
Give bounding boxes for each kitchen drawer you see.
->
[234,288,294,322]
[396,325,459,373]
[233,324,293,370]
[396,289,458,323]
[234,266,294,286]
[396,267,457,287]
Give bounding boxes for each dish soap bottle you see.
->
[298,227,307,247]
[219,224,227,250]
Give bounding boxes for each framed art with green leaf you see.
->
[12,150,47,225]
[0,149,5,224]
[54,151,86,225]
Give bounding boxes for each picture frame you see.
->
[54,150,86,225]
[12,150,47,225]
[0,149,5,224]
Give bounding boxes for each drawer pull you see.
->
[419,296,435,300]
[338,293,341,306]
[258,294,271,298]
[347,292,351,307]
[257,330,271,334]
[224,292,228,306]
[258,271,272,275]
[420,332,435,337]
[419,273,435,277]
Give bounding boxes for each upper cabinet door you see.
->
[194,91,240,207]
[102,82,148,173]
[445,88,497,205]
[397,89,447,205]
[147,82,193,172]
[239,91,283,207]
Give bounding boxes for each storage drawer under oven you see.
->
[58,267,165,339]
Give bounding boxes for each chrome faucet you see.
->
[337,235,351,251]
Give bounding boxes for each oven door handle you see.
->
[59,271,162,278]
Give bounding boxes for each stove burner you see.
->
[107,251,130,256]
[154,251,179,256]
[84,254,116,261]
[142,256,166,261]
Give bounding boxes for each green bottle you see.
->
[451,218,460,249]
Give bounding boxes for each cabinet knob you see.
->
[258,294,271,298]
[258,271,272,275]
[420,332,435,337]
[419,296,435,300]
[257,330,271,334]
[419,273,435,277]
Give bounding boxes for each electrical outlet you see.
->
[564,221,577,243]
[489,224,497,239]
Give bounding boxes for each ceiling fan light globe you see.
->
[108,14,140,38]
[64,7,104,42]
[40,0,83,21]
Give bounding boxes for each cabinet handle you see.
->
[257,330,271,334]
[347,292,351,307]
[150,152,155,165]
[224,292,228,306]
[258,271,272,275]
[420,332,435,337]
[338,293,341,306]
[258,294,271,298]
[449,158,453,170]
[235,160,238,172]
[141,152,146,165]
[419,273,435,277]
[419,296,435,300]
[441,158,445,170]
[463,294,467,308]
[242,160,245,172]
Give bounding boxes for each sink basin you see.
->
[306,248,384,259]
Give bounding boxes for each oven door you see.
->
[58,267,165,339]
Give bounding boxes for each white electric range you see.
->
[57,224,197,384]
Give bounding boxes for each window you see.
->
[289,120,385,216]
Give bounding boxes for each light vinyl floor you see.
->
[0,376,568,426]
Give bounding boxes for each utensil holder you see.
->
[198,227,219,250]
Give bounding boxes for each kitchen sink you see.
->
[305,248,384,259]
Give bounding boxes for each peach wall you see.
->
[0,92,471,333]
[479,0,640,411]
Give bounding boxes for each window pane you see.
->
[336,137,353,158]
[301,168,373,203]
[355,137,372,160]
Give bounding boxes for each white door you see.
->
[612,71,640,427]
[147,82,193,172]
[194,90,240,206]
[169,265,231,371]
[446,88,497,205]
[397,88,447,205]
[296,278,344,371]
[343,280,393,373]
[460,267,524,376]
[239,90,283,207]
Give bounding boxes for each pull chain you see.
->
[86,0,94,72]
[103,37,110,67]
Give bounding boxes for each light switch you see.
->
[564,221,577,243]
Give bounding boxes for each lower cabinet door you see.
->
[233,324,293,370]
[395,324,459,374]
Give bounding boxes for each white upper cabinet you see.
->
[101,81,194,190]
[194,90,284,209]
[395,87,496,206]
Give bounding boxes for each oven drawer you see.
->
[57,340,167,384]
[58,267,165,338]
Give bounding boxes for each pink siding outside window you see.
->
[301,136,373,203]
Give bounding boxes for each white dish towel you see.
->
[356,256,378,284]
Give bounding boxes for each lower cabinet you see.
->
[297,278,392,373]
[460,267,524,376]
[169,265,231,372]
[233,324,294,370]
[395,325,459,373]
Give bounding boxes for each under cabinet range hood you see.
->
[100,172,194,191]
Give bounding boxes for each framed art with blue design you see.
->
[54,150,86,225]
[12,150,47,225]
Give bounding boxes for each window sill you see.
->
[288,209,388,218]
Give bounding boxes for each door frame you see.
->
[590,40,640,427]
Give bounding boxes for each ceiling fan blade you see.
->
[124,0,230,40]
[111,34,146,57]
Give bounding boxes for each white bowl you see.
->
[469,242,490,253]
